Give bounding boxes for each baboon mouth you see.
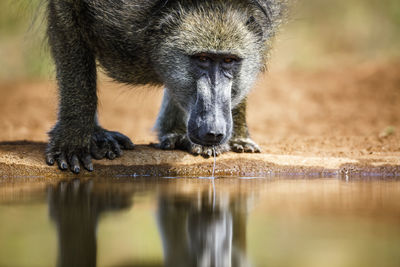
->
[188,135,225,147]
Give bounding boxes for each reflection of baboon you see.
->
[45,0,286,173]
[48,179,132,267]
[48,179,253,267]
[157,191,251,267]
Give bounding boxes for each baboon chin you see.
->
[45,0,286,173]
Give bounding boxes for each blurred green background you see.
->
[0,0,52,79]
[0,0,400,80]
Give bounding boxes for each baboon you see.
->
[45,0,286,173]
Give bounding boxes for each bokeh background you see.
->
[1,0,400,79]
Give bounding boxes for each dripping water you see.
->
[212,146,216,210]
[212,146,216,178]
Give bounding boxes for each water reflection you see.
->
[158,186,250,267]
[47,178,253,267]
[1,177,400,266]
[48,179,132,267]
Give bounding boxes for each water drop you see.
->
[212,146,216,178]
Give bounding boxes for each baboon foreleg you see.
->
[45,4,134,173]
[230,99,261,153]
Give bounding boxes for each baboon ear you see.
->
[246,16,264,40]
[154,12,179,34]
[150,0,177,34]
[249,0,272,24]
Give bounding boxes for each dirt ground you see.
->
[1,60,399,150]
[0,59,399,176]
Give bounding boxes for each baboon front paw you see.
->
[158,133,186,150]
[230,138,261,153]
[90,129,135,160]
[188,143,230,158]
[158,133,230,158]
[46,128,134,174]
[46,142,94,174]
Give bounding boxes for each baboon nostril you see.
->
[204,132,224,144]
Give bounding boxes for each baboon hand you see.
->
[229,138,261,153]
[158,133,230,158]
[46,127,134,174]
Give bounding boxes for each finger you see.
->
[46,153,55,166]
[232,144,244,153]
[111,131,135,150]
[108,137,122,157]
[244,144,255,153]
[191,145,202,155]
[91,141,107,159]
[92,132,107,148]
[202,148,213,158]
[82,154,94,172]
[57,153,68,170]
[69,155,80,174]
[106,150,116,160]
[160,139,174,150]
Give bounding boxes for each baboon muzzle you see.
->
[188,73,233,146]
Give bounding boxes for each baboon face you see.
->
[153,3,263,146]
[185,53,241,145]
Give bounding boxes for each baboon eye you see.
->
[223,58,235,64]
[197,55,209,62]
[224,57,233,63]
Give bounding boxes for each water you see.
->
[212,146,216,178]
[1,176,400,267]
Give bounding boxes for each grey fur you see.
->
[45,0,287,172]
